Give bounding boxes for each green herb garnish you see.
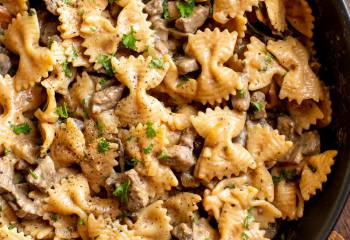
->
[224,183,236,189]
[149,58,164,69]
[8,224,16,230]
[272,169,298,183]
[97,55,115,77]
[241,232,249,240]
[62,60,73,78]
[51,214,59,221]
[97,138,110,153]
[90,26,98,32]
[78,219,85,225]
[10,122,31,135]
[56,103,69,119]
[28,9,35,16]
[113,179,130,204]
[243,209,255,229]
[192,213,200,225]
[162,0,170,19]
[99,77,107,86]
[127,158,140,167]
[29,169,38,180]
[237,89,246,98]
[72,46,78,60]
[176,0,195,18]
[158,150,169,161]
[177,75,190,87]
[252,102,263,112]
[122,27,139,51]
[143,144,153,154]
[145,121,156,138]
[4,149,11,156]
[96,121,104,137]
[63,0,70,4]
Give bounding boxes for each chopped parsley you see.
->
[28,9,35,16]
[56,103,69,119]
[143,144,153,154]
[158,150,169,161]
[113,179,130,204]
[97,55,115,77]
[308,164,317,173]
[4,149,11,156]
[78,219,85,225]
[8,224,16,230]
[192,213,200,225]
[78,8,85,16]
[97,138,110,153]
[241,232,249,240]
[51,214,59,221]
[122,27,139,51]
[272,169,298,183]
[252,102,263,112]
[90,26,98,32]
[176,0,195,18]
[204,238,211,240]
[47,37,55,48]
[177,75,190,87]
[149,58,164,69]
[224,183,236,189]
[127,158,140,167]
[10,122,31,135]
[62,60,73,78]
[260,52,274,72]
[237,89,246,98]
[99,77,108,86]
[81,99,89,119]
[162,0,170,19]
[108,0,115,4]
[72,46,78,60]
[29,169,38,180]
[145,121,156,138]
[243,209,255,229]
[96,121,105,137]
[63,0,70,4]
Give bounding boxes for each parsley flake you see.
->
[97,138,110,153]
[158,150,169,161]
[192,213,200,225]
[143,144,153,154]
[78,219,85,225]
[29,169,38,180]
[149,58,164,69]
[224,183,236,189]
[96,121,105,137]
[97,55,115,77]
[272,169,298,183]
[99,77,108,86]
[72,46,78,60]
[122,27,139,51]
[10,122,31,135]
[176,0,195,18]
[127,158,140,167]
[51,214,59,221]
[241,232,249,240]
[62,60,73,78]
[63,0,70,4]
[4,149,11,156]
[28,9,36,16]
[177,75,190,87]
[145,121,156,138]
[236,89,246,98]
[56,103,69,119]
[243,209,255,229]
[8,224,16,230]
[90,26,98,32]
[162,0,170,19]
[113,179,130,204]
[252,102,263,112]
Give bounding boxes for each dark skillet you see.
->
[273,0,350,239]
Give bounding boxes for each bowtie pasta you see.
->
[0,0,337,239]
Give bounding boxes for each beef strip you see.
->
[91,85,125,113]
[231,89,250,112]
[27,156,57,191]
[114,169,150,212]
[172,223,193,240]
[175,6,209,33]
[277,115,296,141]
[250,91,267,119]
[180,172,200,188]
[175,57,199,75]
[144,0,163,16]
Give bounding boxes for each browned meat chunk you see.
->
[277,115,296,141]
[231,89,250,112]
[175,6,209,33]
[0,53,11,75]
[162,128,196,172]
[114,169,149,212]
[250,91,267,119]
[27,156,57,191]
[172,223,193,240]
[0,5,11,29]
[43,0,64,15]
[145,0,163,16]
[180,172,200,188]
[92,85,125,113]
[175,57,199,75]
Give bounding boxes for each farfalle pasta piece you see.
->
[0,226,33,240]
[164,192,201,225]
[81,138,119,193]
[22,220,54,240]
[80,11,119,64]
[0,75,39,163]
[222,15,248,38]
[267,37,324,104]
[317,86,333,128]
[132,200,172,240]
[0,0,28,15]
[273,180,304,220]
[213,0,260,24]
[244,37,286,91]
[116,0,155,52]
[185,28,242,104]
[34,86,58,156]
[193,218,219,240]
[42,41,75,95]
[287,100,324,134]
[251,163,274,202]
[0,196,17,227]
[218,204,268,240]
[191,107,255,181]
[265,0,287,31]
[57,4,81,39]
[284,0,314,38]
[44,214,80,239]
[50,118,86,167]
[62,38,90,67]
[300,150,337,201]
[112,55,170,126]
[2,10,54,90]
[247,124,293,163]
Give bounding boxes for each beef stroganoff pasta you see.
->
[0,0,337,239]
